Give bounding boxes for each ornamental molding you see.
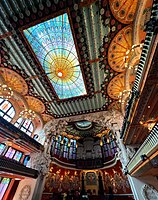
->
[19,185,31,200]
[44,110,123,136]
[142,184,158,200]
[30,152,51,176]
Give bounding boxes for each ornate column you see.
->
[30,151,51,200]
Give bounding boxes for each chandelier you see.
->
[124,43,143,69]
[0,84,13,99]
[140,118,157,131]
[118,89,131,104]
[19,109,36,120]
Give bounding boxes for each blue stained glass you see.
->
[23,13,87,99]
[0,144,5,155]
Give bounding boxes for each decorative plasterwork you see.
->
[109,0,138,24]
[44,110,123,137]
[30,152,51,175]
[142,184,158,200]
[108,26,132,72]
[25,96,45,114]
[0,67,28,95]
[41,114,54,124]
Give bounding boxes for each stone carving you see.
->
[142,184,158,200]
[30,152,51,175]
[19,185,31,200]
[118,150,126,167]
[126,145,136,160]
[44,110,123,137]
[44,119,68,136]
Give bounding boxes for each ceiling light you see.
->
[0,84,13,99]
[19,109,36,120]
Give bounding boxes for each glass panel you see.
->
[0,100,9,112]
[15,117,23,126]
[0,144,5,155]
[28,123,34,132]
[0,98,15,122]
[5,147,16,159]
[3,115,12,122]
[24,13,87,99]
[0,178,11,199]
[23,155,30,166]
[13,151,23,162]
[23,119,31,128]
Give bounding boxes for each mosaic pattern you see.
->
[23,13,87,99]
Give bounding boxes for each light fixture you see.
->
[100,139,103,146]
[19,109,36,120]
[118,89,131,104]
[0,84,13,99]
[139,118,157,131]
[124,43,144,69]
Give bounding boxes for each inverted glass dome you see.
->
[23,13,87,99]
[75,121,92,130]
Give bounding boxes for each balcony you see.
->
[0,116,44,152]
[127,123,158,174]
[0,156,39,178]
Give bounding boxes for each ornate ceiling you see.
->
[0,0,151,120]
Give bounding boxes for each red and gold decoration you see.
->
[44,165,81,193]
[108,26,132,72]
[109,0,138,24]
[25,96,45,114]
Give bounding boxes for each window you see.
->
[13,151,23,162]
[102,131,117,159]
[0,98,15,122]
[50,136,76,160]
[23,155,30,166]
[0,143,5,155]
[0,177,11,200]
[63,137,69,159]
[14,118,34,136]
[54,135,62,156]
[5,147,23,162]
[69,139,76,160]
[5,147,16,159]
[50,136,56,156]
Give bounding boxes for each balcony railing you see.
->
[0,156,39,178]
[0,116,44,151]
[127,123,158,173]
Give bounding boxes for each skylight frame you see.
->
[22,10,87,100]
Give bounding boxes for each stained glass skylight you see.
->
[23,13,87,99]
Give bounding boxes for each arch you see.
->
[0,97,16,122]
[14,117,34,136]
